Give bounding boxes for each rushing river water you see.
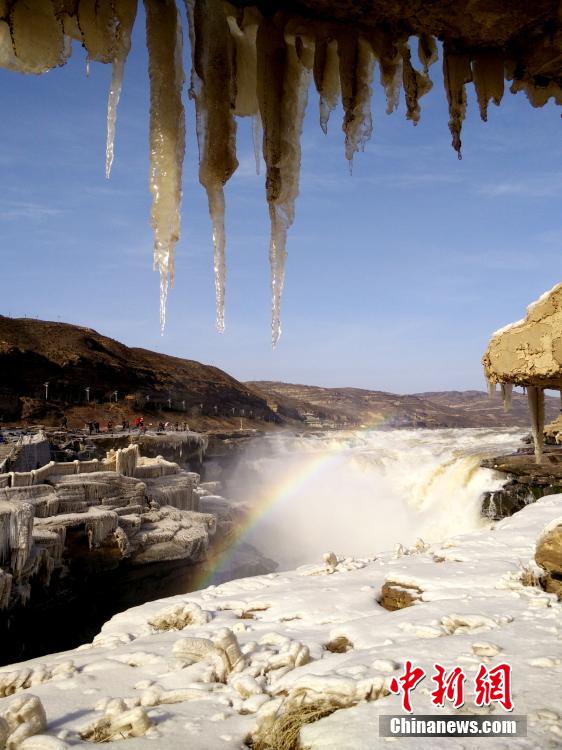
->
[227,428,525,569]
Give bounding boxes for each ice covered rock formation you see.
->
[483,284,562,463]
[0,452,219,612]
[1,2,561,340]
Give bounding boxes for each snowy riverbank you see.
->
[0,492,560,749]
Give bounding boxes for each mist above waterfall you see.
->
[226,428,524,569]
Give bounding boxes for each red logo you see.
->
[389,661,513,714]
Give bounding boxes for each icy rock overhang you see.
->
[1,2,562,342]
[483,283,562,463]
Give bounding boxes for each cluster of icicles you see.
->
[1,1,560,345]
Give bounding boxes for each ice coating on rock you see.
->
[144,0,186,333]
[189,0,239,334]
[257,17,311,346]
[313,35,340,134]
[472,51,504,121]
[443,45,472,158]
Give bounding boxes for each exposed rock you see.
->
[483,284,562,391]
[379,580,422,611]
[481,446,562,519]
[535,522,562,598]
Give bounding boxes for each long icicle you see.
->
[252,113,262,175]
[189,0,238,334]
[144,0,186,333]
[105,1,138,178]
[257,16,311,346]
[527,386,545,464]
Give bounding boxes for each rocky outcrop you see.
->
[535,522,562,598]
[481,447,562,520]
[483,284,562,391]
[483,284,562,463]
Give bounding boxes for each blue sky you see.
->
[0,11,560,393]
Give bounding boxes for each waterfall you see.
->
[227,427,523,568]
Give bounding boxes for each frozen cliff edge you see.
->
[0,495,561,748]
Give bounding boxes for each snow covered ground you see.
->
[0,494,561,749]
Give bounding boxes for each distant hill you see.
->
[246,381,559,429]
[0,316,276,428]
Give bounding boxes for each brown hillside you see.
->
[0,316,276,428]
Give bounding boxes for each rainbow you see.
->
[191,443,352,589]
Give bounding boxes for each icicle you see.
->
[500,382,513,413]
[9,0,67,73]
[104,2,138,179]
[313,34,340,134]
[486,378,496,398]
[252,113,262,175]
[527,386,545,464]
[225,6,260,117]
[417,34,438,75]
[337,32,375,167]
[443,45,472,158]
[189,0,238,334]
[144,0,186,333]
[472,51,504,121]
[368,30,402,114]
[400,41,432,125]
[257,17,312,346]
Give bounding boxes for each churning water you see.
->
[227,428,524,569]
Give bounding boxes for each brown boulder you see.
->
[380,580,422,611]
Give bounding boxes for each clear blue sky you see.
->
[0,11,560,393]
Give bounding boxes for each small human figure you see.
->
[61,416,68,430]
[95,421,100,434]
